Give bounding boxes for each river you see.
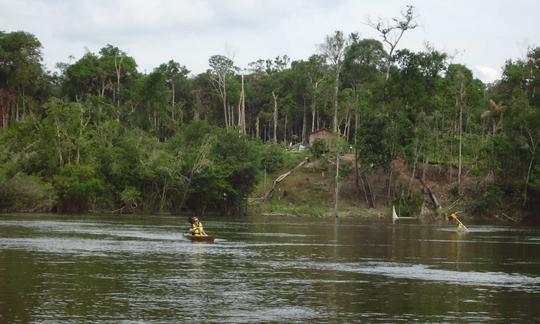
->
[1,214,540,322]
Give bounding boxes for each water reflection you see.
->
[1,215,540,322]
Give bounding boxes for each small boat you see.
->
[183,234,215,242]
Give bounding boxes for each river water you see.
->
[1,214,540,322]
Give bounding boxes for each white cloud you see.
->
[1,0,539,81]
[474,65,501,83]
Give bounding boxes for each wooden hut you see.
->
[308,128,333,149]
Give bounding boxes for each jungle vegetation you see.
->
[0,7,539,220]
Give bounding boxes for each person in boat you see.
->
[188,216,206,236]
[449,212,467,231]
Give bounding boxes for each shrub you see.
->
[310,139,326,159]
[394,191,423,217]
[261,144,286,173]
[0,173,56,212]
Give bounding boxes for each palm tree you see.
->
[481,100,505,135]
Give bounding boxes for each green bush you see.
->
[121,187,141,209]
[470,183,507,216]
[450,185,460,198]
[261,144,286,173]
[0,173,56,212]
[310,139,326,159]
[394,191,423,217]
[53,164,105,213]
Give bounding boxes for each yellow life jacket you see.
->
[191,222,204,236]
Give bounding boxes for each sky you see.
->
[1,0,539,83]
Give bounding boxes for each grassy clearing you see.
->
[250,152,384,219]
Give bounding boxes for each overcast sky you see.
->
[1,0,539,83]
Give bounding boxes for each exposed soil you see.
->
[253,156,482,222]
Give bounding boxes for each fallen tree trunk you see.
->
[419,178,441,209]
[361,173,375,208]
[263,158,309,201]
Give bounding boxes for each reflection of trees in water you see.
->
[450,231,463,314]
[0,249,41,323]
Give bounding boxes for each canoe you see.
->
[183,234,215,242]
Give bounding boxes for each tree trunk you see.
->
[255,116,260,140]
[160,180,168,212]
[354,148,362,200]
[523,131,538,206]
[54,117,64,167]
[264,159,308,201]
[223,84,228,128]
[241,74,246,134]
[457,78,465,187]
[420,178,441,209]
[283,113,287,145]
[386,168,393,205]
[115,55,123,108]
[171,83,176,123]
[272,91,278,145]
[409,142,420,191]
[228,104,235,130]
[302,98,308,144]
[335,153,340,211]
[311,98,316,133]
[237,100,242,129]
[362,174,375,208]
[100,80,105,98]
[344,108,352,140]
[332,70,340,133]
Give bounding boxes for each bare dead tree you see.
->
[114,54,123,108]
[238,74,246,134]
[367,5,418,80]
[208,55,236,128]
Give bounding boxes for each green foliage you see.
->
[310,139,326,158]
[207,129,261,213]
[355,112,394,169]
[394,191,422,218]
[2,29,540,219]
[53,164,105,213]
[0,173,56,212]
[120,187,141,210]
[482,48,540,213]
[261,144,287,173]
[469,183,510,216]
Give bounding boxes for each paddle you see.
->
[450,212,468,231]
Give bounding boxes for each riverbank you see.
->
[249,203,386,219]
[249,154,519,224]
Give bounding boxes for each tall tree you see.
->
[157,60,190,129]
[319,31,348,133]
[368,5,418,80]
[0,31,45,126]
[208,55,236,128]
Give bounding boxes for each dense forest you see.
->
[1,7,539,221]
